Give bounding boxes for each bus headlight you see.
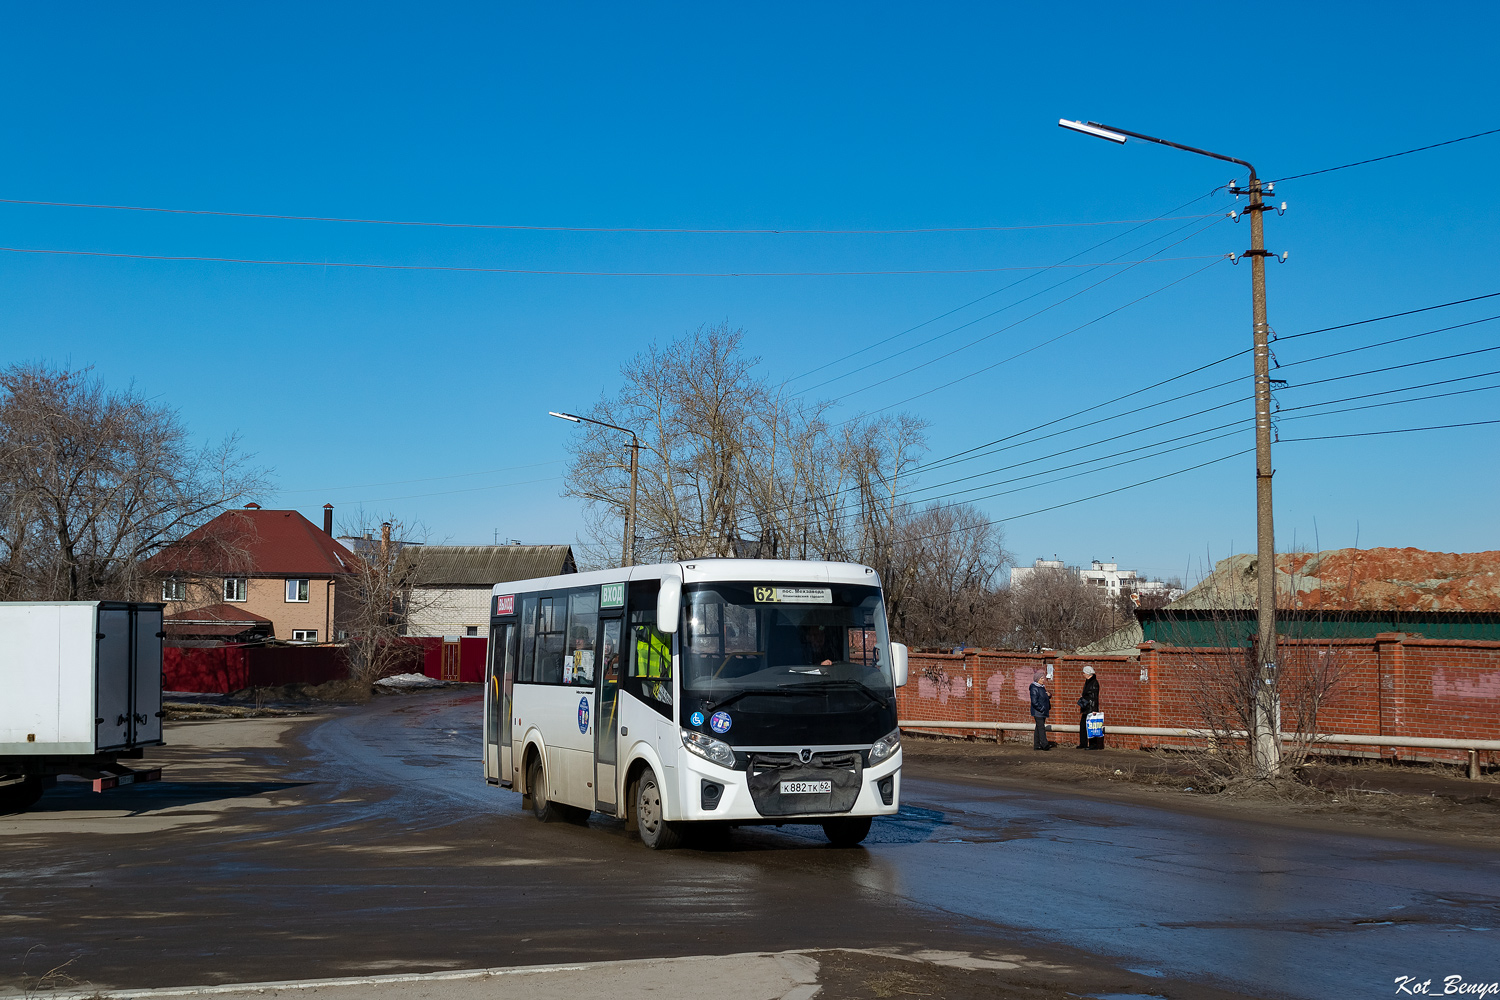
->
[681,729,735,768]
[869,728,901,765]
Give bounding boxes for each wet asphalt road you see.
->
[5,689,1498,999]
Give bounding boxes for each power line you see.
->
[858,413,1495,546]
[1281,418,1500,443]
[0,244,1226,279]
[878,408,1500,548]
[784,187,1228,384]
[1276,382,1500,426]
[786,371,1499,532]
[918,290,1500,476]
[310,475,564,505]
[0,195,1222,235]
[274,460,563,495]
[834,254,1231,415]
[1276,314,1500,370]
[724,333,1500,535]
[1278,372,1500,415]
[1275,290,1500,343]
[900,448,1253,543]
[730,346,1500,535]
[804,213,1228,393]
[1269,127,1500,183]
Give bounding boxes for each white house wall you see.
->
[406,586,492,637]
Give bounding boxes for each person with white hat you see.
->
[1077,665,1102,749]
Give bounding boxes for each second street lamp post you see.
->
[550,411,640,568]
[1059,118,1283,776]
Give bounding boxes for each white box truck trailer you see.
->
[0,601,165,813]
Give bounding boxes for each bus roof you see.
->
[490,558,881,598]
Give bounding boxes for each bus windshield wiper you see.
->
[790,679,890,709]
[700,683,822,715]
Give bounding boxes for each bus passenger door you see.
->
[488,623,517,787]
[594,617,622,813]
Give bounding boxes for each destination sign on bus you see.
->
[753,586,832,604]
[495,594,515,616]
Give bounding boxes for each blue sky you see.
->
[1,2,1496,581]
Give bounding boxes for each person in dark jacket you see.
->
[1077,665,1102,749]
[1029,668,1052,750]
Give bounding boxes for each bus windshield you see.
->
[680,582,893,714]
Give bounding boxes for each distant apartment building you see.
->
[1009,557,1070,588]
[146,504,354,644]
[1012,555,1177,601]
[1078,560,1138,597]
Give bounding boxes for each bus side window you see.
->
[565,589,599,685]
[625,579,672,718]
[535,595,566,685]
[518,595,538,683]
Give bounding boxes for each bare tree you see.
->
[563,323,928,568]
[887,503,1011,648]
[1003,566,1114,651]
[338,517,443,684]
[0,363,266,602]
[561,322,1015,648]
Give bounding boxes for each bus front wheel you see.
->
[822,816,872,847]
[634,767,682,850]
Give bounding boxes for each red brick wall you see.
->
[898,634,1500,763]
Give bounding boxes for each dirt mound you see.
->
[1175,547,1500,611]
[226,679,373,704]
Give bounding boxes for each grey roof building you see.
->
[400,545,576,638]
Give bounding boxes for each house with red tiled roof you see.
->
[146,504,355,644]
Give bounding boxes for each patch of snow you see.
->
[375,672,449,689]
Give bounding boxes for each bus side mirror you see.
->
[657,574,682,634]
[891,642,908,687]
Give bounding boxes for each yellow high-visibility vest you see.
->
[634,625,671,678]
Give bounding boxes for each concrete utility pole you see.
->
[1058,119,1284,776]
[550,411,641,567]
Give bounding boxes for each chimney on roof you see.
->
[323,504,334,536]
[381,521,392,562]
[245,502,261,509]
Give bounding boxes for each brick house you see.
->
[147,504,355,643]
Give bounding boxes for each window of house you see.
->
[466,626,478,637]
[224,577,247,602]
[162,579,187,602]
[285,579,310,602]
[292,629,318,642]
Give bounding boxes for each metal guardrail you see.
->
[897,719,1500,752]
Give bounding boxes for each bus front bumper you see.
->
[672,747,902,823]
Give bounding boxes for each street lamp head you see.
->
[1058,119,1128,144]
[548,411,581,422]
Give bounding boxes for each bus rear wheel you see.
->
[634,767,682,850]
[527,756,566,823]
[822,816,872,847]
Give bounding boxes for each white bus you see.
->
[482,559,908,849]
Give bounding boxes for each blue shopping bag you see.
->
[1085,712,1104,738]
